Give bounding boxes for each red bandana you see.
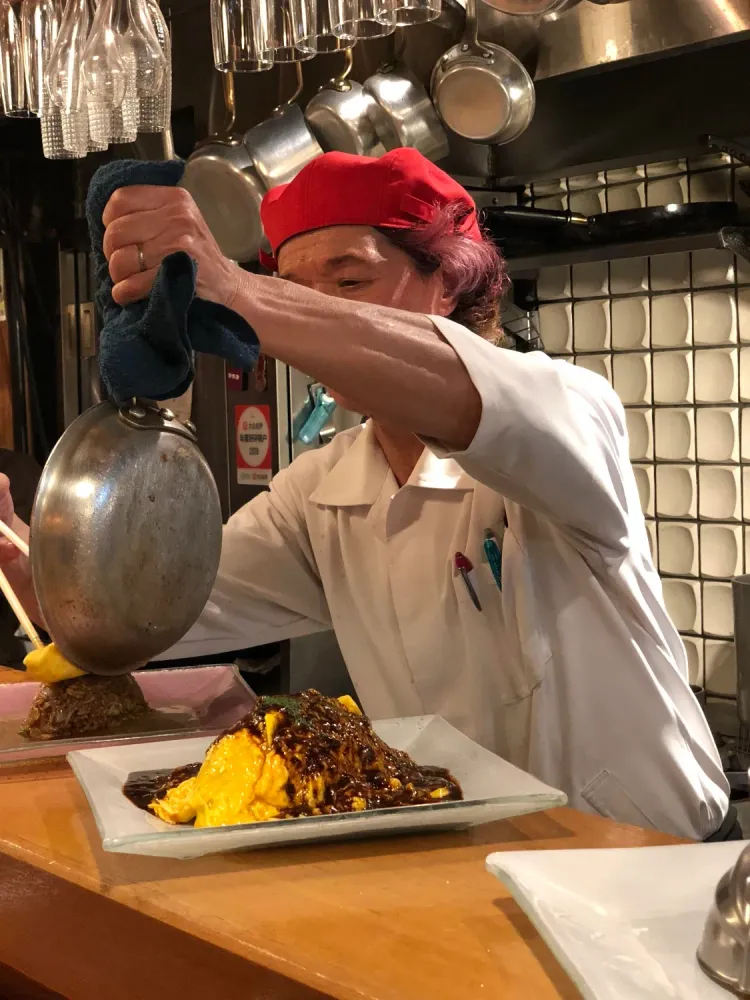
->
[259,148,482,270]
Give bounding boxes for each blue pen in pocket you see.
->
[483,529,503,591]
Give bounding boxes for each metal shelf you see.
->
[501,226,750,277]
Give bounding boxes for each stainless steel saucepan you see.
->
[181,72,266,263]
[31,401,223,676]
[244,61,323,189]
[479,0,570,12]
[304,48,387,157]
[430,0,535,145]
[363,32,449,163]
[480,0,614,12]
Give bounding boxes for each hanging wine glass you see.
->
[1,0,32,116]
[137,0,171,132]
[20,0,61,116]
[112,0,165,99]
[82,0,128,108]
[45,0,92,154]
[210,0,274,72]
[46,0,89,112]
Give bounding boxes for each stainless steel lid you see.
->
[697,842,750,996]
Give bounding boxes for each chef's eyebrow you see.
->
[278,253,375,282]
[324,253,373,270]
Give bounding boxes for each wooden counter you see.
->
[0,748,681,1000]
[0,663,681,999]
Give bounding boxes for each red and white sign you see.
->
[235,404,272,486]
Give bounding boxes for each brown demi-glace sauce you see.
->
[123,690,463,820]
[124,762,201,812]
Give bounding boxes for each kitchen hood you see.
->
[477,0,750,81]
[433,0,750,186]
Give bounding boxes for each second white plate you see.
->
[486,841,747,1000]
[69,714,566,858]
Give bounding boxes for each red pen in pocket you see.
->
[455,552,482,612]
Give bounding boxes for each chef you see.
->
[0,149,731,841]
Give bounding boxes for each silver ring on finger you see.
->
[136,243,147,273]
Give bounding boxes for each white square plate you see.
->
[68,715,566,859]
[486,842,747,1000]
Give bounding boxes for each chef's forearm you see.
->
[230,273,482,451]
[4,516,45,628]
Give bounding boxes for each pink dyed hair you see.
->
[378,202,509,341]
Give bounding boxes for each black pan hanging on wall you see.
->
[483,201,743,245]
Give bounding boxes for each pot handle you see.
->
[460,0,493,60]
[325,47,354,92]
[728,843,750,992]
[273,6,304,112]
[196,69,236,147]
[221,71,237,134]
[272,59,304,114]
[378,27,406,73]
[730,843,750,923]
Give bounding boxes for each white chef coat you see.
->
[184,314,729,840]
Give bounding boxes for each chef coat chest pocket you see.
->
[452,528,548,705]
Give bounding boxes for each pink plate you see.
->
[0,665,256,763]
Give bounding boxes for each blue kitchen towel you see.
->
[86,158,260,404]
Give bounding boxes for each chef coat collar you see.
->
[309,422,474,508]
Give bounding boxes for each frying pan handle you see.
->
[459,0,492,58]
[705,133,750,169]
[484,205,589,227]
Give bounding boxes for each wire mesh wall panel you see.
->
[533,153,750,696]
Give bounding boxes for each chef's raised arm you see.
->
[103,185,632,557]
[425,315,634,554]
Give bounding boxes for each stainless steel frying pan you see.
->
[430,0,535,145]
[180,72,265,263]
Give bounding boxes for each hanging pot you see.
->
[304,48,386,157]
[244,60,323,189]
[480,0,575,13]
[430,0,535,145]
[181,71,265,263]
[363,30,449,163]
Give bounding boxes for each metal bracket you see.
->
[117,399,198,442]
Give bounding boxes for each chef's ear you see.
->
[433,274,458,318]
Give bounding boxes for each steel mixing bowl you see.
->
[31,401,223,675]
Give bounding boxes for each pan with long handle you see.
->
[484,201,744,244]
[430,0,535,145]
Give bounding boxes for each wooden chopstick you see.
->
[0,566,44,650]
[0,519,30,558]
